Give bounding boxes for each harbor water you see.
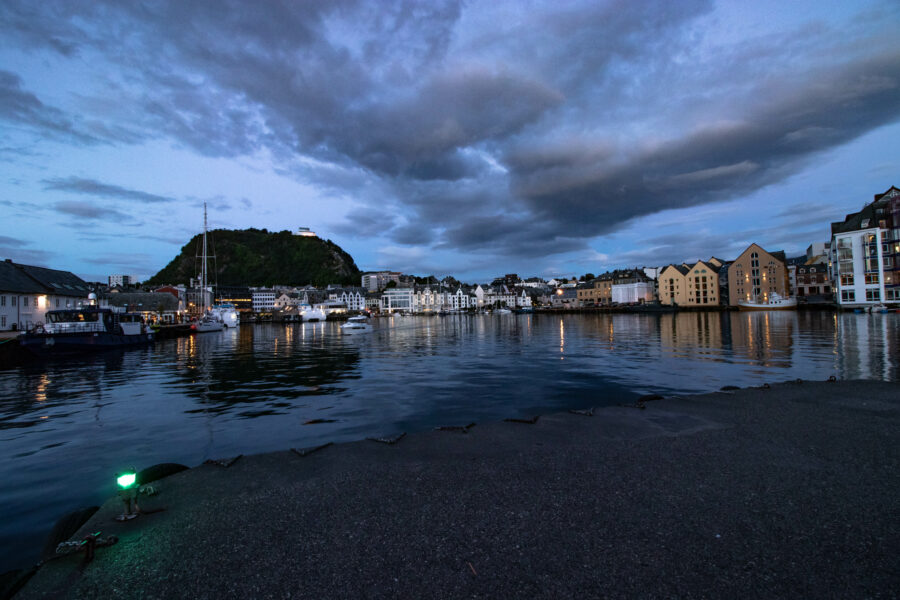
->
[1,311,898,572]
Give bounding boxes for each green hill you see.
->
[145,229,361,287]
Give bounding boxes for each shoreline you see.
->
[12,379,899,599]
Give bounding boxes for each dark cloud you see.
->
[0,234,55,264]
[44,176,174,203]
[2,0,899,265]
[0,70,101,144]
[0,235,27,247]
[53,200,131,222]
[330,210,395,238]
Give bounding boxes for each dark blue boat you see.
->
[18,307,154,357]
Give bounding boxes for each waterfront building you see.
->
[550,287,578,307]
[576,275,614,306]
[365,292,383,312]
[830,186,900,306]
[251,288,277,312]
[215,286,252,311]
[794,257,831,300]
[659,259,723,307]
[611,281,655,304]
[382,287,414,312]
[328,288,367,311]
[659,264,689,305]
[727,244,789,306]
[0,259,92,331]
[104,292,182,324]
[361,271,402,292]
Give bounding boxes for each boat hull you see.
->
[738,302,797,311]
[19,331,154,357]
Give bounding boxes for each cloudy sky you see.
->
[1,0,898,283]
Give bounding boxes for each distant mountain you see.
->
[145,229,361,287]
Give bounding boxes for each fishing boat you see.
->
[192,203,223,333]
[19,304,154,356]
[737,292,797,311]
[341,315,371,334]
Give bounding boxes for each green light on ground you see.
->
[117,471,136,489]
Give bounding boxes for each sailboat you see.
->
[192,203,224,333]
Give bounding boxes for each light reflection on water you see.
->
[0,311,898,571]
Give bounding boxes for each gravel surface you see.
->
[17,380,900,599]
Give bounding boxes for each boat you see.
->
[737,293,798,311]
[192,203,223,333]
[495,308,513,314]
[209,303,240,327]
[300,305,327,322]
[19,305,154,356]
[341,315,371,334]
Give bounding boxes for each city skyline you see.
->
[1,0,898,282]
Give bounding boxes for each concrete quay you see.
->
[15,380,900,599]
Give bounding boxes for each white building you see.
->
[329,288,366,311]
[382,287,415,312]
[361,271,402,292]
[251,288,277,312]
[1,260,92,331]
[294,227,317,237]
[611,282,655,304]
[830,186,900,306]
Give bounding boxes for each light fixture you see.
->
[117,470,137,490]
[115,467,140,521]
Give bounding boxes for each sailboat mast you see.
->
[201,202,208,313]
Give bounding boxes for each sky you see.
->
[0,0,898,283]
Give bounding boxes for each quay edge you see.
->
[15,379,900,599]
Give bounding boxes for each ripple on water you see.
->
[0,312,898,573]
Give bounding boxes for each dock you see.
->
[11,380,900,598]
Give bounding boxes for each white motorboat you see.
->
[738,292,797,311]
[341,315,371,334]
[210,303,240,327]
[495,308,513,314]
[300,305,327,322]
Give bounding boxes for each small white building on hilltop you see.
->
[294,227,317,237]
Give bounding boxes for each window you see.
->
[11,297,15,306]
[23,297,28,307]
[842,290,855,302]
[0,295,4,307]
[0,315,4,327]
[866,289,881,302]
[887,289,900,301]
[56,298,60,307]
[865,273,879,285]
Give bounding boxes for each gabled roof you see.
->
[0,259,89,296]
[660,264,689,276]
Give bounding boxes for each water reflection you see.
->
[0,312,898,573]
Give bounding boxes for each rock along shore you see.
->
[15,380,900,599]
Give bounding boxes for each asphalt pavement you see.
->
[15,380,900,599]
